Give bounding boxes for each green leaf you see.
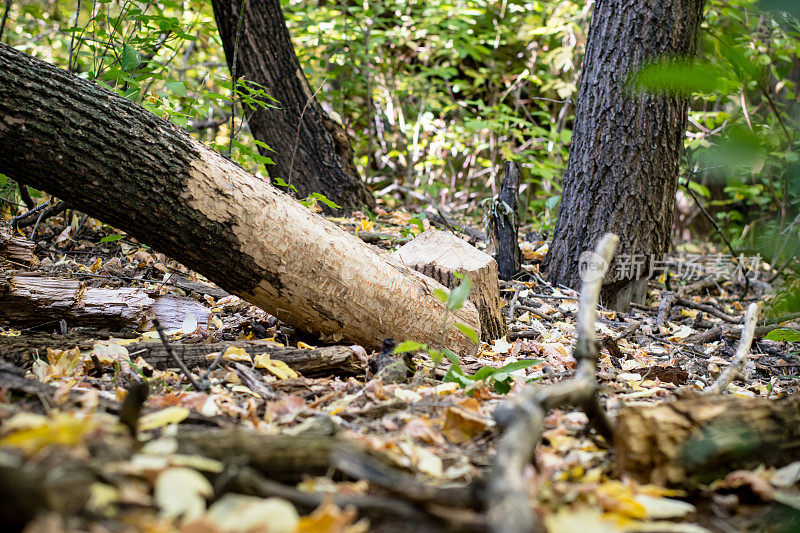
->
[442,348,460,365]
[100,234,123,242]
[765,328,800,342]
[311,192,342,210]
[120,43,141,71]
[471,366,498,381]
[495,359,543,374]
[493,378,512,394]
[447,275,472,311]
[394,340,426,354]
[629,59,732,96]
[455,323,480,344]
[165,81,187,97]
[688,181,711,198]
[434,288,449,303]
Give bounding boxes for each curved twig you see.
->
[486,234,619,533]
[704,302,760,395]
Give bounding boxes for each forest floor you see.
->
[1,205,799,533]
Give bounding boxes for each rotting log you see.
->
[393,229,505,341]
[0,44,479,356]
[0,225,35,267]
[0,334,362,376]
[615,393,800,486]
[0,270,209,331]
[128,340,363,376]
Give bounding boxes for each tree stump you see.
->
[393,230,505,341]
[485,162,521,281]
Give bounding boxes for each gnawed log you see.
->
[615,394,800,486]
[0,270,209,330]
[0,44,479,356]
[393,230,505,341]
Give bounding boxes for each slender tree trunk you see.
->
[0,44,479,355]
[542,0,706,311]
[212,0,374,215]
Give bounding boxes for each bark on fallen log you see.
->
[0,44,480,356]
[615,393,800,486]
[0,270,209,331]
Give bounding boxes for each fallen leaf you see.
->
[296,499,366,533]
[155,467,212,523]
[254,353,298,379]
[139,406,190,431]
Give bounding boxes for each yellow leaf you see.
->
[595,481,648,519]
[139,406,190,431]
[0,411,98,454]
[254,353,298,379]
[46,347,82,379]
[89,257,103,272]
[297,499,366,533]
[212,345,251,363]
[297,341,316,350]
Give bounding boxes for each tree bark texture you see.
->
[542,0,706,310]
[0,44,479,356]
[212,0,374,214]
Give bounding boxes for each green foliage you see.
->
[283,0,587,228]
[444,357,542,394]
[765,328,800,342]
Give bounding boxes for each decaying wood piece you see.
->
[485,234,619,533]
[0,334,362,376]
[0,44,479,356]
[655,290,677,328]
[485,162,521,280]
[128,340,363,376]
[393,230,505,341]
[704,302,760,394]
[615,394,800,486]
[0,225,35,267]
[0,270,209,330]
[176,428,338,482]
[224,467,441,527]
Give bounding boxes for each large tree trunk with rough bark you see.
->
[542,0,706,311]
[212,0,374,215]
[0,44,479,356]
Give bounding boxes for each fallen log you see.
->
[0,270,209,331]
[615,393,800,486]
[0,44,479,356]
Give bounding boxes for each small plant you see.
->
[393,273,539,394]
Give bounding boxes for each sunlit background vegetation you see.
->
[1,0,798,312]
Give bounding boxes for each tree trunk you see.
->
[212,0,374,215]
[0,44,479,356]
[542,0,706,311]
